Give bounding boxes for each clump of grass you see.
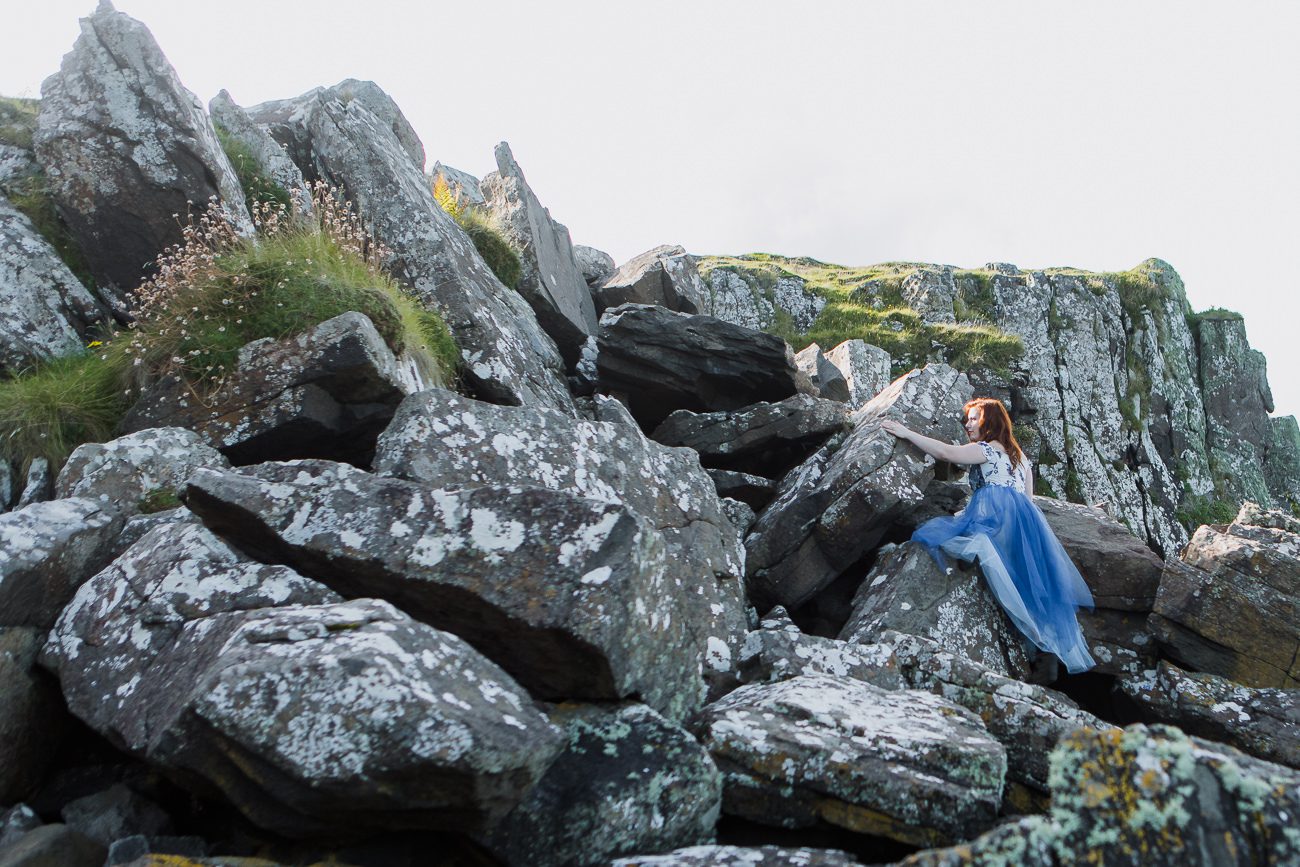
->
[432,173,521,289]
[214,123,293,214]
[1176,496,1238,532]
[137,487,181,514]
[0,96,39,150]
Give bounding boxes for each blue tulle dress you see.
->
[912,441,1096,673]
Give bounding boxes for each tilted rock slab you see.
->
[32,1,251,293]
[55,427,230,517]
[245,82,573,411]
[593,245,708,315]
[1266,415,1300,511]
[481,141,598,364]
[43,521,561,836]
[824,339,892,409]
[0,196,110,375]
[612,846,864,867]
[185,459,707,721]
[737,607,905,690]
[0,497,123,629]
[482,703,721,867]
[1150,516,1300,687]
[121,312,426,465]
[794,343,850,403]
[207,90,310,215]
[1034,496,1164,610]
[596,303,806,430]
[374,387,749,696]
[746,364,972,610]
[706,468,778,511]
[1119,661,1300,771]
[1075,608,1156,678]
[698,674,1005,848]
[651,394,849,478]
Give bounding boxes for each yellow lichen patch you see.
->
[815,795,951,849]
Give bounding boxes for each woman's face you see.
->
[963,409,981,442]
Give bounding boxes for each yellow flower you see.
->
[87,340,103,348]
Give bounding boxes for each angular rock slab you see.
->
[824,340,892,409]
[122,312,426,466]
[1150,517,1300,687]
[208,90,311,214]
[1034,497,1164,611]
[746,364,972,610]
[839,542,1033,680]
[594,244,708,314]
[481,141,598,363]
[373,387,749,697]
[0,628,69,804]
[55,427,230,516]
[483,703,721,867]
[574,244,615,287]
[1119,661,1300,770]
[737,610,904,690]
[1075,607,1156,678]
[698,674,1005,848]
[794,344,850,403]
[596,303,805,430]
[0,196,110,375]
[186,459,707,721]
[33,2,251,293]
[612,846,864,867]
[245,82,574,412]
[0,497,123,628]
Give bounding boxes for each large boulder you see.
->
[573,244,615,287]
[0,628,68,804]
[32,2,251,294]
[698,673,1005,848]
[824,339,892,409]
[0,196,110,375]
[55,427,230,516]
[745,364,972,610]
[1034,497,1164,611]
[593,245,707,315]
[480,142,598,363]
[794,344,850,403]
[595,303,806,430]
[185,459,707,721]
[245,82,574,411]
[207,90,310,214]
[373,387,748,697]
[1265,415,1300,511]
[121,312,426,466]
[430,161,484,207]
[43,521,562,837]
[0,497,123,629]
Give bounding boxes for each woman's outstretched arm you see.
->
[881,419,987,465]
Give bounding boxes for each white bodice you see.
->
[968,441,1027,491]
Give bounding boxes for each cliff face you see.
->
[698,255,1296,556]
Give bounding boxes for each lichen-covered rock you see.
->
[794,344,850,403]
[481,142,597,364]
[1119,661,1300,770]
[208,90,310,214]
[185,459,707,721]
[706,468,778,511]
[55,427,229,516]
[1074,608,1155,678]
[14,457,51,508]
[612,845,864,867]
[737,610,904,690]
[1265,415,1300,512]
[839,542,1033,680]
[593,245,707,315]
[430,161,484,207]
[596,304,806,430]
[483,703,721,867]
[573,243,615,287]
[698,674,1005,848]
[699,265,826,332]
[32,2,251,293]
[0,196,110,375]
[121,312,426,465]
[1198,312,1275,509]
[823,339,892,409]
[373,387,748,699]
[895,815,1058,867]
[0,628,68,804]
[899,267,958,325]
[746,364,972,610]
[0,497,123,628]
[245,82,574,412]
[650,394,849,478]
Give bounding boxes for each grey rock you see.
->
[207,90,310,214]
[1074,607,1156,678]
[1034,496,1164,610]
[596,304,806,430]
[14,459,50,509]
[185,459,708,721]
[1266,415,1300,512]
[594,245,708,315]
[1119,661,1300,770]
[698,673,1005,848]
[32,3,251,293]
[0,196,110,375]
[121,312,427,465]
[612,846,864,867]
[0,461,12,513]
[0,823,105,867]
[0,629,68,804]
[699,264,826,332]
[480,142,598,364]
[651,394,849,477]
[824,339,892,409]
[0,805,41,849]
[110,506,193,560]
[573,244,615,287]
[745,364,971,610]
[839,543,1034,680]
[482,703,721,867]
[896,816,1057,867]
[60,784,170,847]
[0,144,38,189]
[720,497,757,536]
[737,619,905,690]
[332,79,425,170]
[55,427,230,517]
[1198,312,1274,509]
[104,835,207,865]
[706,468,778,511]
[245,83,574,411]
[0,497,123,628]
[900,267,957,325]
[794,344,850,403]
[430,161,484,207]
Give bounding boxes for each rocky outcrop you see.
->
[121,312,426,465]
[0,196,110,375]
[55,427,229,516]
[573,244,615,286]
[33,2,251,293]
[824,340,892,408]
[1266,415,1300,511]
[1198,312,1274,508]
[481,142,597,363]
[207,90,310,213]
[594,245,707,314]
[794,344,850,402]
[745,364,971,610]
[245,85,574,412]
[698,263,826,332]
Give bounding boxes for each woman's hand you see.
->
[881,419,911,440]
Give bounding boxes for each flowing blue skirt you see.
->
[913,485,1097,674]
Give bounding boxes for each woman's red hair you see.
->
[965,398,1024,469]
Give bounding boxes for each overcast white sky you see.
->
[4,1,1297,418]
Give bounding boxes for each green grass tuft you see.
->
[138,487,182,514]
[0,96,39,150]
[214,124,292,214]
[432,172,522,289]
[1176,496,1238,532]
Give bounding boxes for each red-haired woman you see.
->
[881,398,1095,673]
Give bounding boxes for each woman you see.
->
[881,398,1096,674]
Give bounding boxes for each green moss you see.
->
[138,487,181,514]
[952,269,998,323]
[460,210,522,289]
[1064,467,1085,504]
[1175,496,1238,531]
[1035,475,1060,498]
[214,123,292,214]
[1192,307,1243,323]
[0,96,39,150]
